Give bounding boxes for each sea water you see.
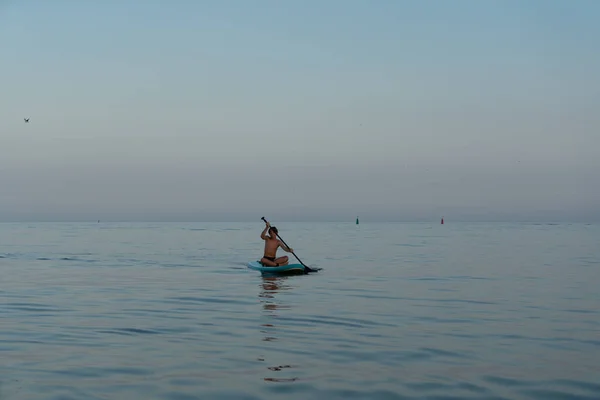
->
[1,222,599,399]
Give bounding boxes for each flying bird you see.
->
[24,118,30,123]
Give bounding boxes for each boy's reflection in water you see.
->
[257,276,298,382]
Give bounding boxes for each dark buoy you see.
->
[356,216,359,225]
[441,217,444,225]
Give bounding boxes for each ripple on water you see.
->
[96,328,163,336]
[4,303,71,313]
[166,296,254,305]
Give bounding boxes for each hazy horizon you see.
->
[2,1,599,222]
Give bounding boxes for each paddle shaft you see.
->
[261,217,313,272]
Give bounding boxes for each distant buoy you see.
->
[441,217,444,225]
[356,216,359,225]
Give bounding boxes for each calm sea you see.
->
[1,222,599,400]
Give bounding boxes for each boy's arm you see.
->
[279,240,293,253]
[260,225,269,240]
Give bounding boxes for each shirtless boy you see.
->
[260,222,293,266]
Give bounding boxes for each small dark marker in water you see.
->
[356,216,359,225]
[441,217,444,225]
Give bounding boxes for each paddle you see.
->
[261,217,316,273]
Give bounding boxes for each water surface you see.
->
[1,222,599,399]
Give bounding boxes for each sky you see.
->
[1,0,599,222]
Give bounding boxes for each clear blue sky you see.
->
[1,1,599,221]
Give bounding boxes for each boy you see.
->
[260,222,293,266]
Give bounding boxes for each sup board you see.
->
[247,261,307,274]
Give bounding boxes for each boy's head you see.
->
[269,226,278,236]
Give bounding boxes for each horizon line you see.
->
[0,219,597,224]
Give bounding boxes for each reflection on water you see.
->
[257,276,299,383]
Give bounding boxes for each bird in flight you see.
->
[24,118,30,123]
